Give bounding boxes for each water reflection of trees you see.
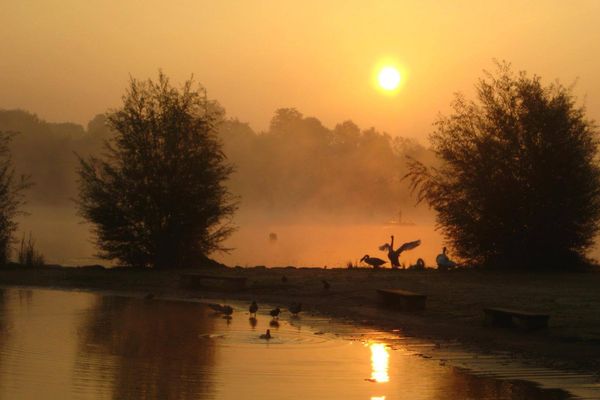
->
[75,296,217,400]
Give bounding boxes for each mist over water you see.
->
[219,214,443,268]
[16,205,444,268]
[3,109,600,268]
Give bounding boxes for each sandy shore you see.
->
[1,265,600,375]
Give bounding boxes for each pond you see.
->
[0,287,593,399]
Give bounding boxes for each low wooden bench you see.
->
[484,307,550,331]
[182,274,247,291]
[377,289,426,311]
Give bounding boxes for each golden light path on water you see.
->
[370,342,390,383]
[0,288,594,399]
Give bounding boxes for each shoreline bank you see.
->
[1,265,600,377]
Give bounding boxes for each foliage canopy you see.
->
[77,73,236,268]
[407,63,600,269]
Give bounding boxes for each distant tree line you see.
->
[221,108,434,220]
[0,108,434,221]
[2,63,599,270]
[0,96,434,267]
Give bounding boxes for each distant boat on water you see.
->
[385,211,416,226]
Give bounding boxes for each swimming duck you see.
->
[259,329,272,340]
[249,300,258,317]
[270,307,281,319]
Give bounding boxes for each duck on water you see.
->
[259,329,272,340]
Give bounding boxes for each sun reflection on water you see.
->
[371,397,386,400]
[369,343,390,383]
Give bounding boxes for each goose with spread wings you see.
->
[379,236,421,268]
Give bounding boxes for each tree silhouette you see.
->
[407,62,600,269]
[77,72,236,268]
[0,132,29,264]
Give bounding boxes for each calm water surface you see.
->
[0,287,590,399]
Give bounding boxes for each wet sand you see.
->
[1,265,600,377]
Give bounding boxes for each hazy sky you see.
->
[1,0,599,140]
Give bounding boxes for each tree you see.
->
[0,132,29,264]
[407,62,600,269]
[77,72,237,268]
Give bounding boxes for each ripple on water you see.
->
[0,289,596,400]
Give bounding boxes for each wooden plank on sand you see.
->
[484,307,550,331]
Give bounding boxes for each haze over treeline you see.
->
[0,108,434,223]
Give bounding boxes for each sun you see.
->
[377,66,401,91]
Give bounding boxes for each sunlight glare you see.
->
[378,67,401,91]
[370,343,390,383]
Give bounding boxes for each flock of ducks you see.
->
[207,300,303,340]
[203,236,458,341]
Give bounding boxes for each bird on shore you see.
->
[249,300,258,317]
[360,254,387,269]
[259,329,272,340]
[379,236,421,268]
[281,275,288,283]
[270,307,281,319]
[322,280,330,290]
[289,303,302,316]
[436,247,457,270]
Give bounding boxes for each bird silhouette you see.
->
[379,236,421,268]
[270,307,281,319]
[281,275,288,283]
[436,247,457,270]
[259,329,272,339]
[360,254,387,269]
[322,280,330,290]
[289,303,302,316]
[249,300,258,317]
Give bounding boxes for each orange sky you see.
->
[1,0,599,141]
